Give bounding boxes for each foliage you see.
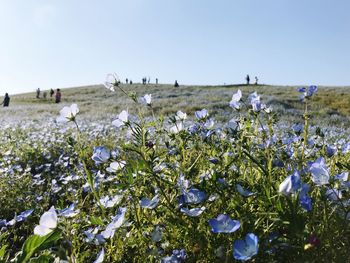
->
[0,82,349,262]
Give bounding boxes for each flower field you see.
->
[0,81,350,262]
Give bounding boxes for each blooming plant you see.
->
[0,81,349,263]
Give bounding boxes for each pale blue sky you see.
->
[0,0,349,95]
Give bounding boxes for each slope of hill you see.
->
[1,84,350,128]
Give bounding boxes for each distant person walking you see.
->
[254,76,258,85]
[36,88,41,98]
[246,75,250,85]
[126,78,128,84]
[174,80,179,87]
[50,89,55,97]
[55,89,61,103]
[1,93,10,107]
[156,78,158,85]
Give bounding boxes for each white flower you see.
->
[106,161,126,173]
[309,157,329,186]
[34,206,57,236]
[248,92,259,103]
[141,94,152,105]
[229,90,242,110]
[278,171,301,196]
[170,122,183,134]
[104,73,120,91]
[56,104,79,123]
[175,110,187,121]
[100,195,123,208]
[112,110,128,128]
[93,248,105,263]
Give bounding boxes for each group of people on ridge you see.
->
[36,88,61,103]
[1,88,62,107]
[246,74,259,85]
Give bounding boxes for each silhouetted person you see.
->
[254,76,258,85]
[50,88,54,97]
[130,80,133,85]
[148,77,150,84]
[55,89,61,103]
[36,88,40,98]
[1,93,10,107]
[156,78,158,85]
[43,91,47,99]
[246,75,250,85]
[126,78,128,84]
[174,80,179,87]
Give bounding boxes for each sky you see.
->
[0,0,349,95]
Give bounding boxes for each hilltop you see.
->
[2,84,350,128]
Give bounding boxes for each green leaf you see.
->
[16,231,60,263]
[0,244,8,260]
[90,216,104,226]
[29,254,53,263]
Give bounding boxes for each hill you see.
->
[2,84,350,128]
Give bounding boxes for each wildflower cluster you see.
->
[0,82,349,262]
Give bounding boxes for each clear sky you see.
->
[0,0,349,95]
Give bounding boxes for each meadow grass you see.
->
[0,83,349,262]
[5,84,350,128]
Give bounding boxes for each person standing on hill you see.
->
[36,88,41,98]
[50,89,55,97]
[246,75,250,85]
[1,93,10,107]
[174,80,179,87]
[55,89,61,103]
[254,76,258,85]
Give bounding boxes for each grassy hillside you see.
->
[2,84,350,128]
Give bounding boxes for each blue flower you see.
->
[251,98,263,112]
[92,146,110,165]
[161,249,186,263]
[178,188,206,206]
[101,207,127,239]
[236,184,255,197]
[298,85,317,101]
[307,85,318,97]
[326,146,337,157]
[334,172,348,182]
[300,195,312,212]
[342,142,350,154]
[278,171,301,196]
[325,188,342,201]
[58,203,80,217]
[180,207,205,217]
[292,123,304,134]
[100,195,123,208]
[140,195,159,209]
[233,233,259,261]
[195,109,209,120]
[209,214,240,233]
[309,157,329,185]
[15,209,34,222]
